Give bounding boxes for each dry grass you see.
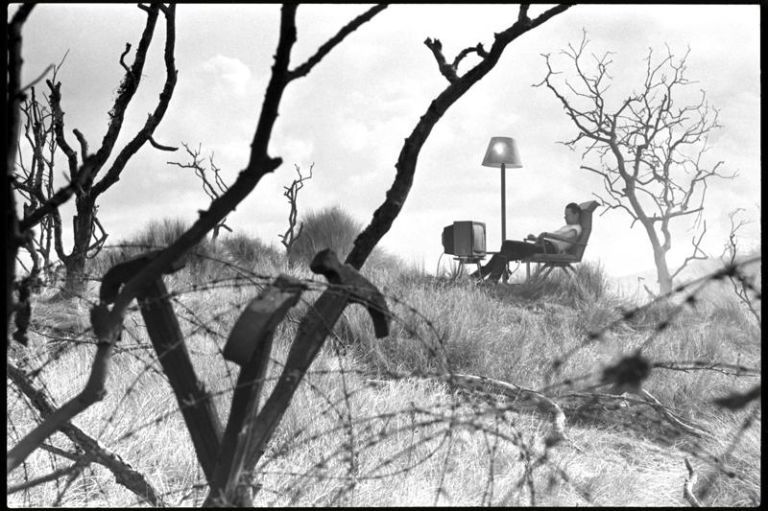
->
[7,223,761,507]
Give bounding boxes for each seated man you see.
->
[474,202,582,281]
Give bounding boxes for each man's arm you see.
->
[534,227,579,243]
[540,232,576,243]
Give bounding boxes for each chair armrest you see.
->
[526,253,579,263]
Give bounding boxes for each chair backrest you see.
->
[566,200,599,260]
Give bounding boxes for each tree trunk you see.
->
[653,245,673,295]
[61,252,88,297]
[637,215,673,296]
[60,201,95,297]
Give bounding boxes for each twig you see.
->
[18,157,98,240]
[424,38,458,83]
[288,4,388,80]
[712,385,761,411]
[639,389,711,439]
[149,135,178,151]
[40,443,81,462]
[19,64,55,94]
[119,43,132,75]
[683,458,702,507]
[7,461,87,496]
[445,373,568,446]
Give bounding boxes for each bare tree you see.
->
[14,55,71,287]
[7,3,573,505]
[720,209,761,323]
[167,143,232,245]
[537,33,736,294]
[280,162,313,262]
[12,3,178,298]
[169,144,314,254]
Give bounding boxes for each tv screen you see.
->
[442,221,486,257]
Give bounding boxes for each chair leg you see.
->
[560,265,577,282]
[540,265,555,280]
[528,263,553,284]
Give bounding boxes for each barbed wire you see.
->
[7,246,761,506]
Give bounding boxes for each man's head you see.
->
[564,202,581,225]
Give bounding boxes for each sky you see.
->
[12,3,761,284]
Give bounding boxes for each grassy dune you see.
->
[7,215,761,507]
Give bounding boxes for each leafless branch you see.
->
[518,4,530,23]
[683,458,702,507]
[7,317,120,473]
[86,213,109,258]
[149,135,178,151]
[46,80,79,180]
[638,389,710,438]
[453,43,488,70]
[92,3,177,197]
[168,143,226,201]
[168,142,231,241]
[288,4,388,80]
[446,373,567,445]
[424,38,458,83]
[8,461,88,496]
[7,362,164,505]
[19,158,97,232]
[280,163,313,255]
[670,219,708,280]
[719,209,761,323]
[19,64,54,95]
[73,128,88,162]
[119,42,132,75]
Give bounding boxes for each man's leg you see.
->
[486,241,543,281]
[472,254,501,278]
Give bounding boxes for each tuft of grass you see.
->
[286,205,403,274]
[88,217,215,280]
[219,231,285,275]
[88,218,294,290]
[288,205,361,265]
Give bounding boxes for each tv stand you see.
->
[453,255,485,278]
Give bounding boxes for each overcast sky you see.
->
[14,4,761,282]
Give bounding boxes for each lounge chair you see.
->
[524,200,599,282]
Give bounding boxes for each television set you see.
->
[442,221,486,258]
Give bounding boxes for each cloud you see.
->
[200,54,252,96]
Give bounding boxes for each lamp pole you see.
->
[500,162,506,242]
[482,136,521,248]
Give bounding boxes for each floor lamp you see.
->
[481,136,523,243]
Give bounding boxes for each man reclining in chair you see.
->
[474,202,582,281]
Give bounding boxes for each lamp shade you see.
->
[481,136,522,168]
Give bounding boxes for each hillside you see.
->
[7,245,761,507]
